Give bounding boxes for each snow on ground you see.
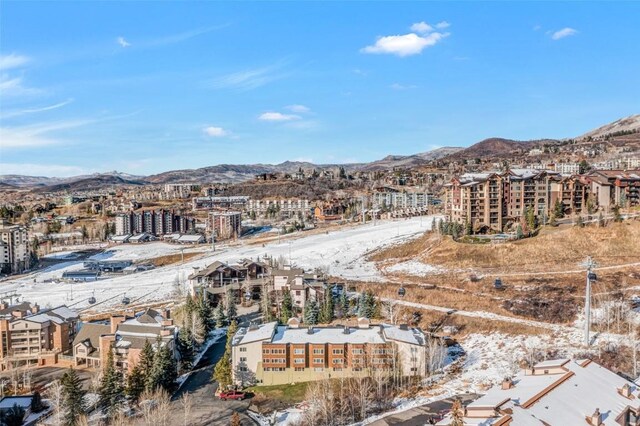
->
[384,260,442,276]
[1,217,435,312]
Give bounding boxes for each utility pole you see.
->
[581,256,598,346]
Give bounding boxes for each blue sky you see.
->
[1,1,639,177]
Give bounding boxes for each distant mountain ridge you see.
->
[1,114,637,189]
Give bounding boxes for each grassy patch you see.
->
[248,381,309,404]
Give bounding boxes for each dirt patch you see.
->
[149,251,201,267]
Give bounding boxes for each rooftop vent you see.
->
[619,383,632,398]
[399,324,409,331]
[587,408,602,426]
[248,323,259,331]
[343,326,350,335]
[501,378,514,390]
[307,327,314,335]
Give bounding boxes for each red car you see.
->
[219,390,247,401]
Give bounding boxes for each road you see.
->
[162,311,259,426]
[367,394,478,426]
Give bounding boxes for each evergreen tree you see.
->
[303,300,319,325]
[525,206,537,233]
[98,350,124,417]
[464,219,472,236]
[449,399,464,426]
[230,411,242,426]
[280,291,293,324]
[319,290,334,324]
[549,213,557,227]
[553,199,565,219]
[613,204,623,222]
[125,363,146,404]
[431,217,436,232]
[138,340,156,392]
[225,288,237,321]
[177,326,195,371]
[60,367,86,426]
[1,404,25,426]
[340,291,349,317]
[196,296,215,334]
[516,224,524,239]
[260,285,274,322]
[575,215,584,227]
[214,301,227,328]
[213,321,237,389]
[147,337,178,392]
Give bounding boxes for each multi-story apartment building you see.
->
[0,302,79,370]
[231,318,431,386]
[246,198,311,219]
[589,169,640,209]
[73,308,177,371]
[553,162,581,175]
[114,210,196,236]
[446,169,563,232]
[0,220,31,275]
[192,196,250,211]
[372,189,429,213]
[208,211,242,240]
[549,174,591,215]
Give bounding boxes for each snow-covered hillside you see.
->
[2,217,436,312]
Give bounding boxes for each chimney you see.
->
[161,319,173,326]
[343,326,350,335]
[620,383,632,398]
[12,310,25,319]
[287,317,300,329]
[110,315,125,334]
[357,317,370,329]
[0,302,7,310]
[164,308,171,320]
[31,303,40,314]
[501,378,514,390]
[307,327,314,335]
[588,408,602,426]
[160,329,171,337]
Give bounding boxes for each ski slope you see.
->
[1,217,436,312]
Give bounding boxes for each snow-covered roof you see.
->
[380,324,425,345]
[438,359,638,425]
[272,325,387,345]
[177,234,204,242]
[111,234,131,242]
[232,321,278,345]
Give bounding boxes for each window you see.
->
[313,348,324,354]
[314,367,324,372]
[294,348,305,355]
[294,359,304,364]
[332,359,344,364]
[313,358,324,364]
[351,349,363,355]
[295,367,305,371]
[332,349,343,355]
[353,367,362,372]
[240,347,247,352]
[296,291,301,296]
[333,367,343,371]
[240,357,247,362]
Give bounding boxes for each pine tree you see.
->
[138,340,156,392]
[177,326,195,371]
[230,411,242,426]
[516,224,524,239]
[60,367,86,426]
[225,288,237,320]
[319,290,334,324]
[147,337,178,392]
[125,363,146,404]
[214,301,227,328]
[449,399,464,426]
[196,296,215,334]
[98,349,124,417]
[340,291,349,318]
[303,300,319,325]
[261,285,274,322]
[553,199,565,219]
[213,322,237,389]
[280,291,293,324]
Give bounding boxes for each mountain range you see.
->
[1,114,638,190]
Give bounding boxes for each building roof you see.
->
[271,325,387,345]
[73,323,111,352]
[437,359,638,425]
[380,324,425,345]
[232,321,278,346]
[177,234,205,242]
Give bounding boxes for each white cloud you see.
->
[0,54,30,70]
[551,27,578,40]
[286,104,310,113]
[0,119,93,149]
[207,63,288,91]
[258,112,301,122]
[2,99,74,119]
[361,32,448,57]
[117,37,131,47]
[0,163,90,177]
[435,21,451,29]
[0,75,42,97]
[390,83,417,90]
[410,22,433,34]
[203,126,228,137]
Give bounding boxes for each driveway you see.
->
[368,394,479,426]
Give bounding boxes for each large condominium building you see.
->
[0,302,79,370]
[73,308,177,371]
[372,189,429,212]
[246,198,311,219]
[437,358,638,425]
[114,210,196,236]
[192,196,250,211]
[208,211,242,240]
[588,169,640,209]
[0,220,30,275]
[445,169,572,232]
[231,318,431,386]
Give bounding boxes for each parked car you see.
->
[219,390,247,401]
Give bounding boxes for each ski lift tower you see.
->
[581,256,598,346]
